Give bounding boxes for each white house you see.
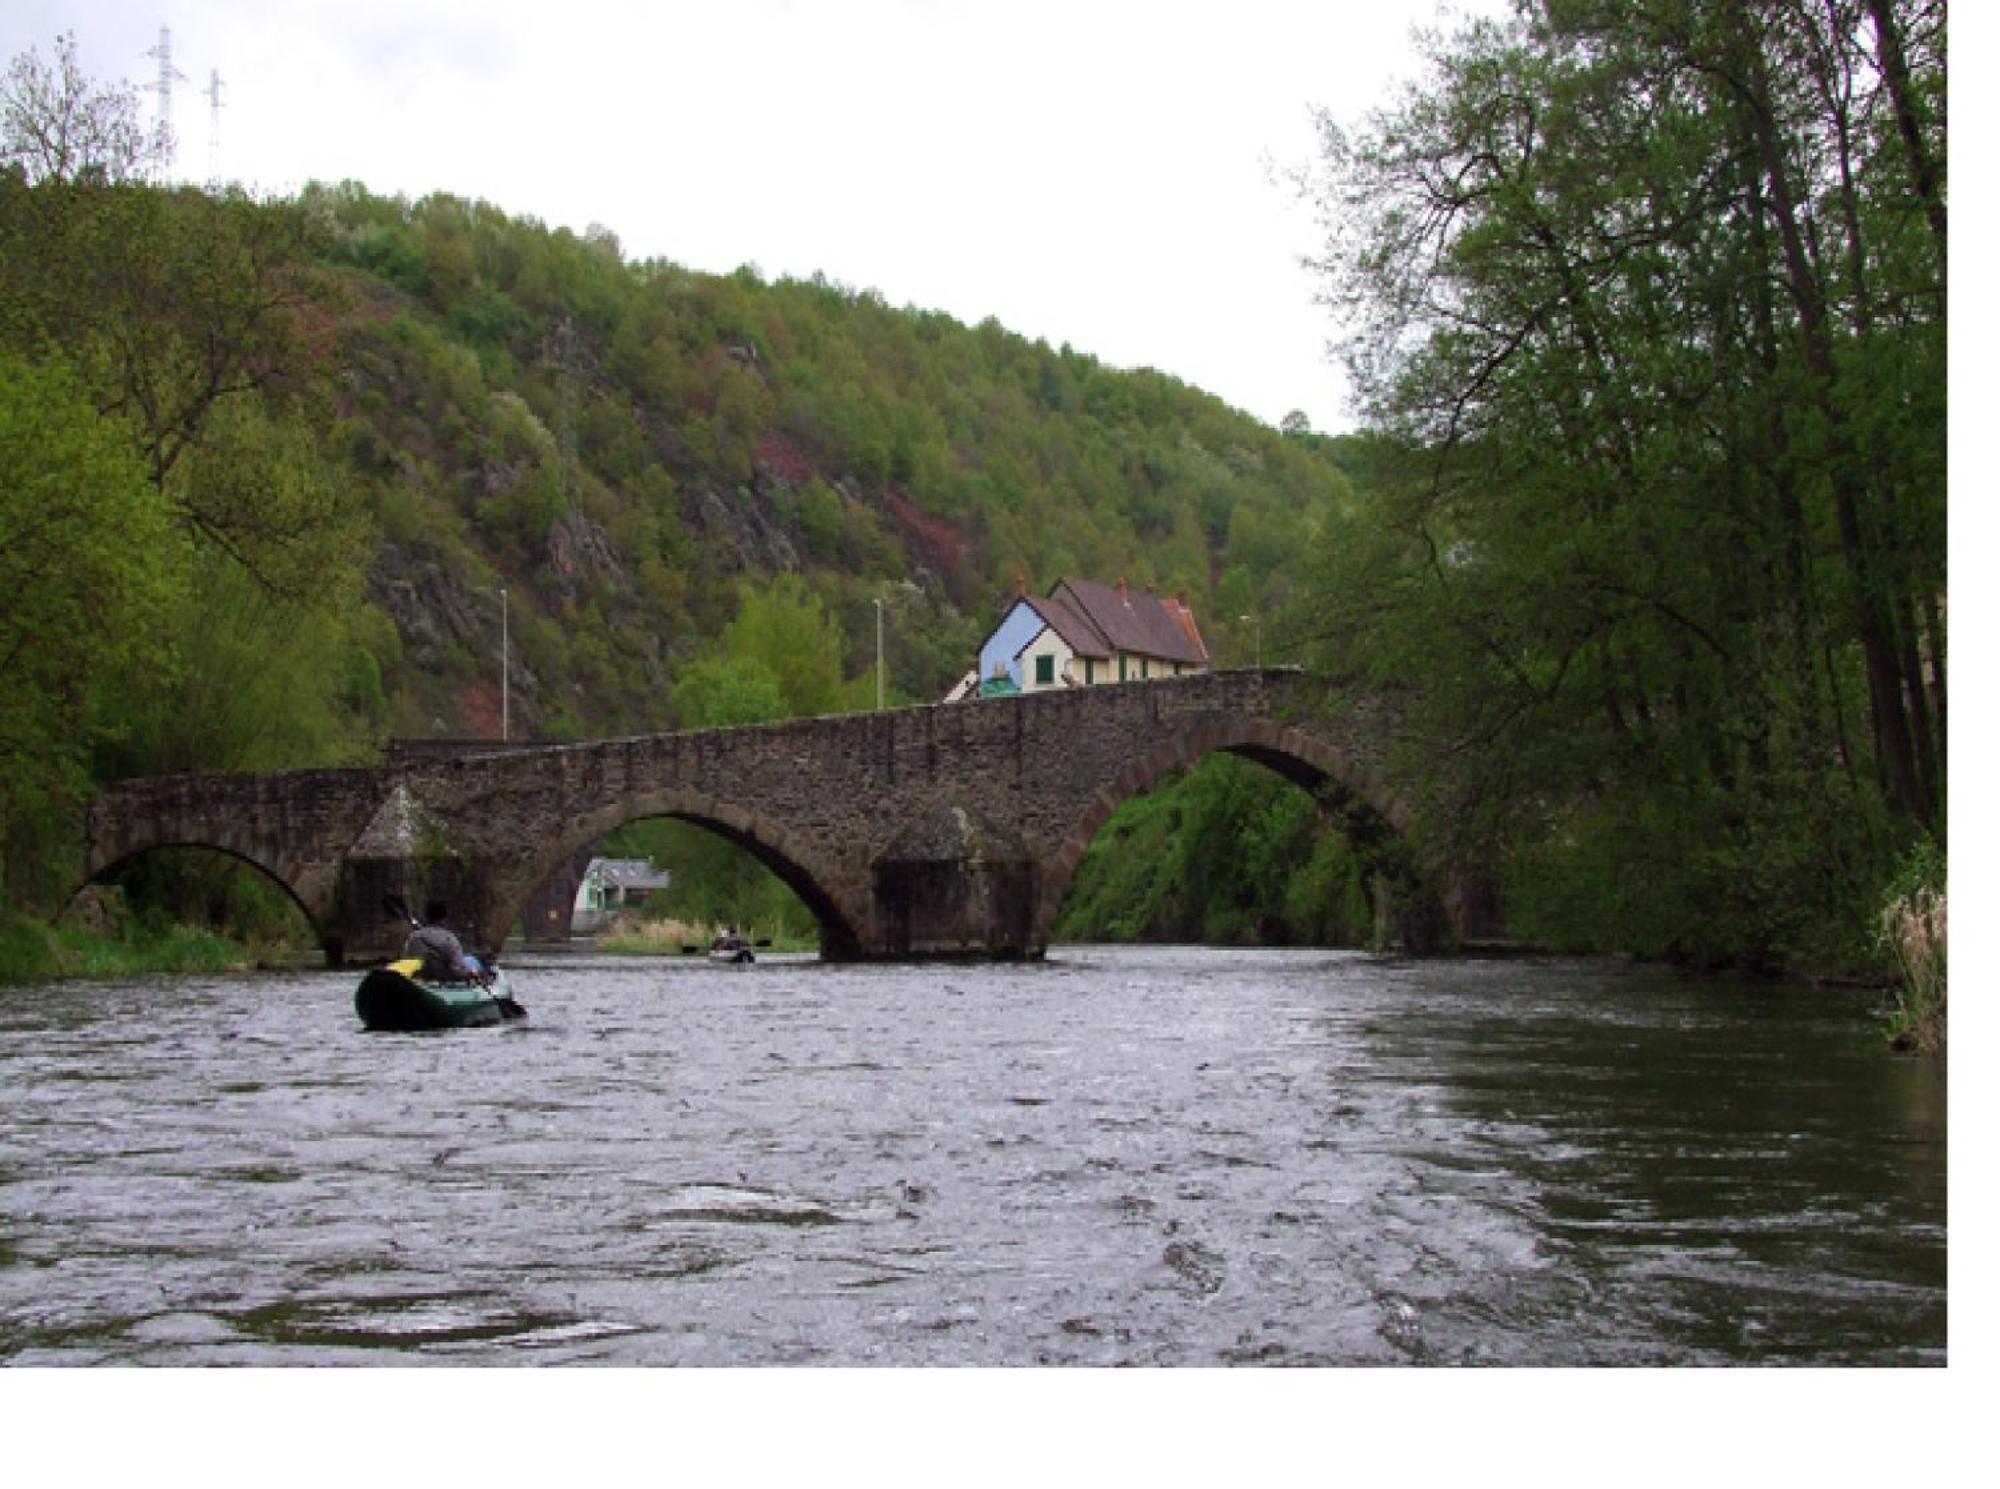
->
[962,577,1210,697]
[571,857,672,933]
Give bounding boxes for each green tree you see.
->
[1296,0,1943,965]
[0,174,351,598]
[0,353,186,903]
[672,656,787,730]
[1054,756,1375,948]
[1,30,152,184]
[715,574,865,718]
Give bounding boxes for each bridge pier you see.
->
[866,804,1036,958]
[327,855,509,967]
[871,859,1037,958]
[1368,871,1450,955]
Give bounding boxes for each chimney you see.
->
[1117,576,1128,605]
[1016,571,1027,600]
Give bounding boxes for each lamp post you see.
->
[1239,613,1261,669]
[873,597,885,710]
[500,586,510,742]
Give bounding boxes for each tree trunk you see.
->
[1734,22,1930,823]
[1865,0,1948,254]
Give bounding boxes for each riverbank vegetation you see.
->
[1880,839,1945,1053]
[1054,756,1376,947]
[0,911,250,987]
[595,913,812,957]
[0,9,1943,1017]
[0,873,307,987]
[1289,1,1944,995]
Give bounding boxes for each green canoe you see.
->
[355,957,527,1031]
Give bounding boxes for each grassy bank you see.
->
[1881,889,1946,1056]
[595,914,813,956]
[1874,837,1945,1057]
[0,913,258,986]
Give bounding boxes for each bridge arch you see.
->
[1030,716,1420,954]
[73,839,328,947]
[492,784,868,959]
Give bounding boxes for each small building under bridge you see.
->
[571,857,672,934]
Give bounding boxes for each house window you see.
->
[1118,655,1127,682]
[1085,659,1095,685]
[1035,654,1055,686]
[1141,657,1150,680]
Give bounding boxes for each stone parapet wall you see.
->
[83,670,1444,963]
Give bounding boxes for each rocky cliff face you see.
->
[679,479,800,576]
[369,543,540,732]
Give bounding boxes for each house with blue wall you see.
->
[952,577,1210,698]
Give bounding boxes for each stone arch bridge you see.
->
[81,669,1475,964]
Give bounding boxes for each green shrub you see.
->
[1880,837,1945,1055]
[0,914,247,986]
[0,914,59,984]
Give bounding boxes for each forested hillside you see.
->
[0,31,1358,944]
[305,181,1347,738]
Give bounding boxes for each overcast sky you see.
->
[5,1,1503,433]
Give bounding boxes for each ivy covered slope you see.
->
[310,183,1347,741]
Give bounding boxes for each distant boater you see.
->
[709,925,754,963]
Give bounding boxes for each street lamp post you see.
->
[873,597,885,709]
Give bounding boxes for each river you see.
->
[0,945,1944,1365]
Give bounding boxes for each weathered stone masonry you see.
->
[82,669,1460,963]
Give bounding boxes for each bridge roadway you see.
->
[81,669,1454,964]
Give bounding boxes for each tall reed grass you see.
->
[1881,884,1946,1055]
[0,913,249,986]
[596,914,713,954]
[594,913,813,955]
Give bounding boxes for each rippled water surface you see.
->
[0,946,1944,1365]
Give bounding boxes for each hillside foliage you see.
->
[0,32,1353,941]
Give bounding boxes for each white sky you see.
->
[3,0,1502,434]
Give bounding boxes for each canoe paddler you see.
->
[404,901,492,985]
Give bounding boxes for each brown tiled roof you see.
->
[1162,592,1210,663]
[1021,593,1113,659]
[1050,578,1208,665]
